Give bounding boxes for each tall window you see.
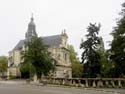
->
[64,53,67,62]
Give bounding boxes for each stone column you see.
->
[55,79,57,84]
[7,68,10,80]
[77,80,81,87]
[80,80,85,87]
[85,80,89,87]
[75,79,78,87]
[97,80,101,87]
[105,81,109,87]
[53,78,56,84]
[97,80,99,87]
[33,74,37,83]
[100,80,103,87]
[60,79,63,85]
[57,79,60,85]
[118,80,122,87]
[73,79,76,86]
[111,80,115,87]
[92,80,96,88]
[62,79,66,85]
[68,79,72,86]
[65,79,68,85]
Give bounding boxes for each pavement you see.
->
[0,80,124,94]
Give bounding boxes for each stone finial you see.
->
[61,30,64,35]
[31,13,34,21]
[64,29,66,33]
[61,29,66,35]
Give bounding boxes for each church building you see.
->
[8,16,72,78]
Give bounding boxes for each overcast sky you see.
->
[0,0,124,59]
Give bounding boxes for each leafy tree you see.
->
[80,23,101,78]
[110,2,125,77]
[94,37,112,78]
[68,45,83,78]
[20,62,35,79]
[0,56,8,77]
[22,37,54,80]
[100,50,112,78]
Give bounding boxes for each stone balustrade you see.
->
[47,78,125,88]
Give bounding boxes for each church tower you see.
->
[25,14,37,41]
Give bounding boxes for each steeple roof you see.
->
[28,14,35,26]
[25,15,37,41]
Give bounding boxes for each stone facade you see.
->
[8,16,72,78]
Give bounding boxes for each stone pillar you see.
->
[92,80,96,88]
[78,80,81,87]
[80,80,85,87]
[66,79,70,86]
[53,78,56,84]
[65,79,68,85]
[33,74,37,83]
[105,81,109,87]
[118,80,122,87]
[111,80,115,87]
[69,79,72,86]
[75,79,78,87]
[60,79,63,85]
[7,68,10,80]
[58,79,60,85]
[100,80,103,87]
[85,80,89,87]
[97,80,100,87]
[55,79,57,84]
[97,79,103,87]
[56,79,60,85]
[73,79,76,86]
[63,79,66,85]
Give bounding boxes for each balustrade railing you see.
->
[47,78,125,88]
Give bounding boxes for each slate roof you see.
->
[13,40,25,50]
[13,35,62,50]
[41,35,62,47]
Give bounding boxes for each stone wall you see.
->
[8,67,20,77]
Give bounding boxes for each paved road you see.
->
[0,81,124,94]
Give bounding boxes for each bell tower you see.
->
[25,14,37,41]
